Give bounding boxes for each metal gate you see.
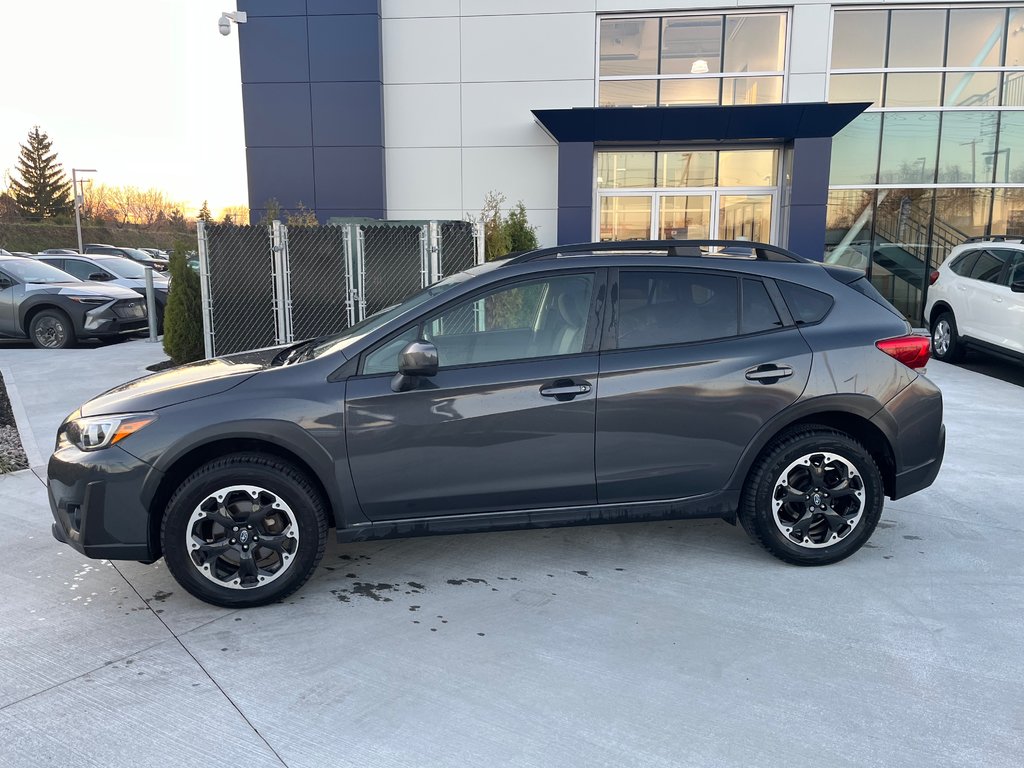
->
[197,219,481,357]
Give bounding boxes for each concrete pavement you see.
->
[0,341,1021,767]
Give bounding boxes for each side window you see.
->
[1008,252,1024,286]
[617,271,738,349]
[423,273,595,368]
[363,327,420,375]
[949,250,980,276]
[968,249,1009,283]
[62,260,102,280]
[778,281,834,325]
[740,278,783,334]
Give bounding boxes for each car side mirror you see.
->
[88,272,110,281]
[0,277,12,290]
[1012,280,1024,293]
[391,340,438,392]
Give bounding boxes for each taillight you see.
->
[929,270,940,285]
[876,335,930,370]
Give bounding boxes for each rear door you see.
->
[964,248,1012,343]
[996,250,1024,354]
[595,269,812,503]
[345,269,605,520]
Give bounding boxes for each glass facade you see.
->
[599,12,787,107]
[828,5,1024,322]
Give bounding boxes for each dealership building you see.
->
[235,1,1024,321]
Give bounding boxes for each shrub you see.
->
[479,192,539,261]
[162,240,205,365]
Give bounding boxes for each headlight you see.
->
[68,296,112,305]
[59,413,156,451]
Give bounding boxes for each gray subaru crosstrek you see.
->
[47,241,945,607]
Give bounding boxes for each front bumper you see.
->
[79,300,149,337]
[48,443,160,560]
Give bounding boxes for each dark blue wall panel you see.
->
[313,147,385,214]
[242,83,312,147]
[787,204,828,261]
[308,14,382,83]
[556,141,594,244]
[558,207,593,245]
[789,137,832,207]
[311,82,383,147]
[238,17,309,83]
[237,0,306,16]
[307,0,380,15]
[246,147,315,211]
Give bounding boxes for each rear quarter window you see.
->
[948,250,979,276]
[847,277,905,319]
[777,281,834,325]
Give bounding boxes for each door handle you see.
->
[540,380,592,400]
[994,296,1003,303]
[745,364,794,383]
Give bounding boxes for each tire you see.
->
[738,427,884,566]
[930,311,965,363]
[161,453,328,608]
[28,308,76,349]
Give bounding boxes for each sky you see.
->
[1,0,248,217]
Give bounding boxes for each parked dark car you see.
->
[83,244,168,272]
[39,248,81,255]
[47,240,945,607]
[0,255,149,348]
[33,254,169,332]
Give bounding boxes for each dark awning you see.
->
[531,102,870,144]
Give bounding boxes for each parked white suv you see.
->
[925,237,1024,364]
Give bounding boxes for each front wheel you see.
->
[29,308,76,349]
[161,453,328,607]
[739,427,884,566]
[931,311,965,362]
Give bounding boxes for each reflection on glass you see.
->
[938,112,998,184]
[659,196,712,239]
[947,8,1005,68]
[719,195,772,241]
[600,18,660,76]
[658,152,716,187]
[1003,72,1024,106]
[721,76,783,105]
[888,10,945,68]
[829,74,883,106]
[934,189,993,248]
[597,152,656,188]
[1007,10,1024,67]
[660,78,720,105]
[825,190,875,271]
[878,112,939,184]
[600,196,652,241]
[871,188,936,322]
[661,16,722,75]
[599,80,657,107]
[995,111,1024,183]
[719,150,777,186]
[831,10,888,70]
[830,113,881,186]
[943,72,1001,108]
[723,14,786,73]
[884,73,942,108]
[991,188,1024,236]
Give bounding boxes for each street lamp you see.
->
[71,168,96,254]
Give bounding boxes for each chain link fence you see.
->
[197,219,480,357]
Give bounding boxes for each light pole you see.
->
[71,168,96,253]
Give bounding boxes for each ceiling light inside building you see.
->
[691,59,709,74]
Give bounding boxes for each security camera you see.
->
[218,14,231,36]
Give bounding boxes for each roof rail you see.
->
[503,239,810,265]
[965,234,1024,243]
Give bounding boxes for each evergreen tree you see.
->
[197,200,213,223]
[168,208,187,230]
[9,126,73,219]
[162,241,205,364]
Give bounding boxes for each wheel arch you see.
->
[928,300,954,328]
[20,300,73,333]
[145,436,338,559]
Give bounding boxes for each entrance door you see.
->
[599,190,776,243]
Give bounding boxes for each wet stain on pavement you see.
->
[903,535,923,540]
[148,591,173,603]
[446,578,488,586]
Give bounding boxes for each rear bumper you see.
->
[891,423,945,500]
[877,373,946,500]
[48,444,159,560]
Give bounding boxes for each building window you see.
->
[599,12,787,108]
[826,5,1024,322]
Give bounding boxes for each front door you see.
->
[0,269,17,335]
[345,270,604,520]
[596,269,812,503]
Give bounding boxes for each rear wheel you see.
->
[161,453,328,607]
[29,308,76,349]
[931,311,965,362]
[739,427,884,566]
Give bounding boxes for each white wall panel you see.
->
[386,148,462,213]
[788,73,827,103]
[461,80,593,147]
[384,84,461,147]
[462,146,558,213]
[382,0,459,19]
[462,0,596,15]
[383,17,460,84]
[521,208,558,247]
[461,13,595,82]
[789,4,831,75]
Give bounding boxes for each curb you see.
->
[0,364,45,469]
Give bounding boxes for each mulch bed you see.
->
[0,372,29,473]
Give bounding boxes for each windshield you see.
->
[122,248,157,261]
[94,256,146,279]
[305,272,477,360]
[1,259,80,284]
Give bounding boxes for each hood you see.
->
[80,347,281,416]
[26,281,142,300]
